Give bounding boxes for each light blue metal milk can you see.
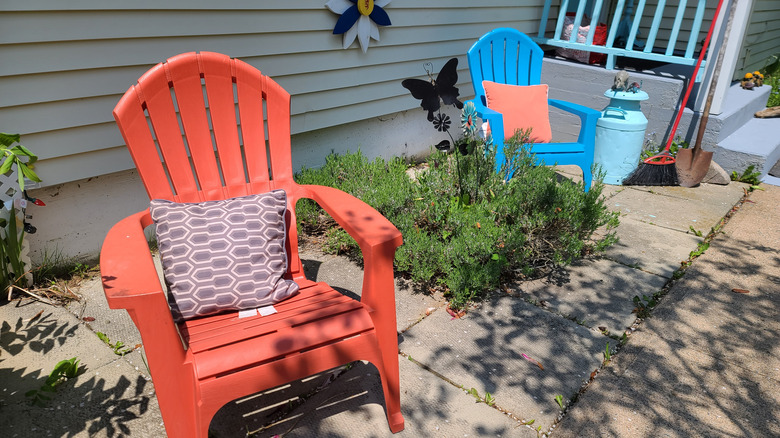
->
[594,89,649,185]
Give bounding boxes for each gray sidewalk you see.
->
[2,176,777,438]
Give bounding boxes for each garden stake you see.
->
[623,0,725,186]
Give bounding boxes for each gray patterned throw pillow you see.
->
[150,190,299,322]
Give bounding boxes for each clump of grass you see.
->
[762,57,780,108]
[295,136,618,309]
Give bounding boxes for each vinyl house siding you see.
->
[736,0,780,78]
[1,1,543,188]
[2,1,553,261]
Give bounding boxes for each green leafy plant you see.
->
[554,394,565,410]
[0,133,41,191]
[688,226,703,237]
[689,241,709,259]
[0,209,27,294]
[603,342,611,363]
[0,133,42,294]
[633,294,657,318]
[96,331,134,356]
[464,387,496,406]
[295,142,619,309]
[484,391,496,407]
[69,262,93,277]
[640,134,688,162]
[730,165,761,186]
[297,75,619,309]
[767,74,780,107]
[762,56,780,107]
[25,357,82,406]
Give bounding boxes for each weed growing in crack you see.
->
[632,294,657,318]
[96,331,137,356]
[689,241,709,259]
[25,357,82,406]
[555,394,565,410]
[463,386,497,406]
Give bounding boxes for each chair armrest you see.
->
[548,99,600,146]
[100,209,166,310]
[100,209,189,366]
[298,184,402,250]
[468,98,506,146]
[295,184,402,313]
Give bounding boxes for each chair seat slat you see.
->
[193,304,374,379]
[184,285,362,351]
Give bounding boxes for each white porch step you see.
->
[708,82,772,143]
[713,116,780,183]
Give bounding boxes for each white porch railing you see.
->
[533,0,712,77]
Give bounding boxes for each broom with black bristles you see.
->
[623,0,725,186]
[622,139,679,186]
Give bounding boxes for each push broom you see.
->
[623,0,726,186]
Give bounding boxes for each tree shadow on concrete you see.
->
[555,233,780,437]
[0,310,79,357]
[0,307,161,437]
[398,291,610,433]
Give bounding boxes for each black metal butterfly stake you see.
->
[403,58,480,203]
[402,57,463,151]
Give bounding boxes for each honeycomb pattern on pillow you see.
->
[150,190,299,322]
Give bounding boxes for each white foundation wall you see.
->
[24,107,458,264]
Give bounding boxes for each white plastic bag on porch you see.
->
[556,13,607,65]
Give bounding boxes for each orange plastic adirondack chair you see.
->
[101,52,404,437]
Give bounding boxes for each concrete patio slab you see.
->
[63,253,166,352]
[0,299,164,438]
[600,216,702,278]
[607,183,745,233]
[554,185,780,438]
[556,326,780,438]
[513,258,668,334]
[401,294,609,431]
[629,180,748,204]
[642,236,780,378]
[0,300,120,404]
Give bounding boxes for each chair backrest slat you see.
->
[265,78,294,183]
[166,54,224,198]
[114,84,176,201]
[199,53,247,195]
[234,61,271,190]
[136,62,201,201]
[468,28,543,100]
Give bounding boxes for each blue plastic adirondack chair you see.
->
[467,28,600,191]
